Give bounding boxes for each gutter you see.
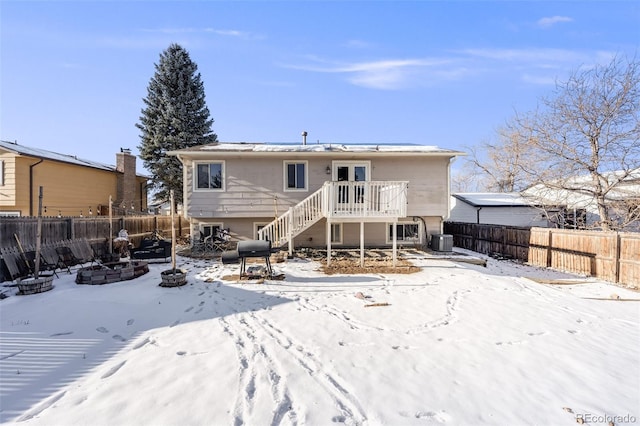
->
[29,158,44,216]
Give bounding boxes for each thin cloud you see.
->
[283,57,455,90]
[537,16,573,28]
[462,47,586,63]
[140,27,263,40]
[522,73,557,86]
[284,48,615,90]
[344,39,373,49]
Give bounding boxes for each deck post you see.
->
[326,219,332,267]
[392,220,397,267]
[288,207,294,257]
[360,222,364,267]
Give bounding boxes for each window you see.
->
[387,222,420,243]
[0,160,4,186]
[196,162,224,190]
[198,223,223,240]
[284,161,307,191]
[330,223,343,244]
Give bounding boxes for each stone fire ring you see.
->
[76,261,149,285]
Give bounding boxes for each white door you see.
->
[333,162,369,208]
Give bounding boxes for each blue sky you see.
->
[1,1,638,175]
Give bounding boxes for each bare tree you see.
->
[473,55,639,230]
[465,123,537,192]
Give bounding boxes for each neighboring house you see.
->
[0,140,149,217]
[148,200,183,216]
[169,142,464,254]
[523,168,640,230]
[449,193,556,227]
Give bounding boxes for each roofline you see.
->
[452,193,538,208]
[166,142,466,158]
[1,141,150,178]
[168,149,466,158]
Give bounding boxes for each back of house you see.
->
[169,142,464,250]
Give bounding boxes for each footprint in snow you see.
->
[113,335,126,342]
[415,410,451,422]
[127,319,135,326]
[96,327,109,333]
[185,306,194,313]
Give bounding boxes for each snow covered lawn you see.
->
[1,251,638,425]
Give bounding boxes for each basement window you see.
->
[331,223,343,244]
[387,222,420,243]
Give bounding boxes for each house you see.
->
[147,200,183,216]
[169,142,464,261]
[0,140,149,217]
[449,193,556,227]
[523,168,640,230]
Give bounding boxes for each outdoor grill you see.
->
[223,240,273,279]
[237,240,272,258]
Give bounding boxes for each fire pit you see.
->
[76,261,149,285]
[18,274,54,295]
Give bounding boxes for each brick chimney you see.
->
[116,148,137,212]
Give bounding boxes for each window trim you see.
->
[0,160,4,186]
[283,160,308,192]
[386,221,421,244]
[194,160,225,192]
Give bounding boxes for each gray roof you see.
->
[452,193,538,207]
[0,140,148,177]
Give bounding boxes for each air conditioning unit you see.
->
[430,234,453,252]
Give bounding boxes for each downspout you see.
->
[476,207,482,224]
[29,158,44,216]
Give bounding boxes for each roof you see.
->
[168,142,465,156]
[0,140,149,178]
[452,193,539,208]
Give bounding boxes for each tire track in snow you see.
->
[249,311,367,425]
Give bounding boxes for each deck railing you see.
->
[328,181,408,218]
[258,181,408,247]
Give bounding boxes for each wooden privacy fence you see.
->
[0,215,190,250]
[444,222,640,288]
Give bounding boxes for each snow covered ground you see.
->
[1,250,638,425]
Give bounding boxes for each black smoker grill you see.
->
[223,240,273,279]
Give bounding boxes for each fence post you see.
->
[67,218,74,239]
[614,231,621,283]
[546,229,553,268]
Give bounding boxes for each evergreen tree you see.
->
[137,43,217,206]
